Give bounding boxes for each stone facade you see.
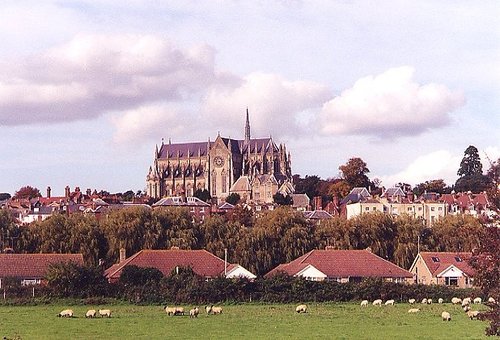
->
[146,110,293,202]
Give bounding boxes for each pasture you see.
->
[0,302,489,339]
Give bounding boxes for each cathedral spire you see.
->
[244,107,250,144]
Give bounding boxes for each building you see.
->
[152,196,211,221]
[409,252,474,288]
[146,110,293,203]
[0,253,84,287]
[265,248,413,283]
[104,248,256,283]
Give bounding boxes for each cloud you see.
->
[201,72,331,138]
[0,34,218,125]
[319,66,465,138]
[377,150,461,187]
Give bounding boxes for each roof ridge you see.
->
[298,250,315,264]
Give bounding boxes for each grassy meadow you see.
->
[0,302,490,339]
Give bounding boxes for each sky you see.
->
[0,1,499,196]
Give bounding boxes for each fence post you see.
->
[33,286,35,298]
[3,289,5,300]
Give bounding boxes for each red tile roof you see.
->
[265,249,412,279]
[419,252,474,277]
[105,249,233,281]
[0,254,84,278]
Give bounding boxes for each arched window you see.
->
[221,170,227,193]
[211,171,217,196]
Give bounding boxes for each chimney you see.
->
[46,186,51,198]
[313,196,322,210]
[119,248,126,263]
[65,185,70,198]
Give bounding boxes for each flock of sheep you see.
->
[163,305,223,318]
[358,296,496,322]
[57,309,112,318]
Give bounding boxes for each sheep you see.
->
[441,311,451,321]
[205,306,212,315]
[427,299,432,304]
[57,309,73,318]
[360,300,368,307]
[463,305,471,312]
[408,299,416,304]
[438,298,444,304]
[211,306,223,315]
[174,307,185,316]
[461,300,470,308]
[165,306,177,316]
[467,310,480,320]
[372,299,382,306]
[85,310,96,318]
[408,308,420,313]
[488,297,496,304]
[384,299,395,306]
[421,298,428,304]
[473,297,482,304]
[189,307,199,318]
[463,297,472,305]
[451,297,462,305]
[295,304,307,313]
[98,309,112,318]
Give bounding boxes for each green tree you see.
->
[457,145,483,177]
[225,193,240,205]
[293,175,321,199]
[0,193,11,201]
[12,186,41,200]
[413,179,449,196]
[194,189,211,202]
[339,157,371,189]
[273,192,292,205]
[454,174,492,193]
[486,157,500,210]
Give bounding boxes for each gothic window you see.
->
[211,171,217,196]
[221,170,227,194]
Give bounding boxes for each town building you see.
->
[265,248,413,283]
[146,110,293,203]
[409,252,474,288]
[151,196,211,221]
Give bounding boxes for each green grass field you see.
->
[0,302,490,339]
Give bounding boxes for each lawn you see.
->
[0,302,490,339]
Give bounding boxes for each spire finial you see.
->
[245,107,251,144]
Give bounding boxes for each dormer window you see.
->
[431,256,440,262]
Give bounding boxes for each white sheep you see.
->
[427,299,432,304]
[211,306,223,315]
[441,311,451,321]
[451,297,462,305]
[488,297,496,304]
[463,297,472,305]
[462,300,470,308]
[189,307,199,318]
[421,298,428,304]
[98,309,112,318]
[384,299,395,306]
[408,299,416,304]
[165,306,177,316]
[372,299,382,306]
[408,308,420,313]
[463,305,471,312]
[467,310,480,320]
[295,304,307,313]
[85,309,96,318]
[360,300,368,307]
[205,306,212,315]
[57,309,73,318]
[438,298,444,304]
[473,297,482,304]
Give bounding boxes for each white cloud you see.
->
[0,34,218,125]
[201,72,331,138]
[111,103,188,145]
[319,66,465,138]
[377,150,461,187]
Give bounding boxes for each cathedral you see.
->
[146,110,294,203]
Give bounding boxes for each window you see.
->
[438,207,443,211]
[418,207,422,211]
[408,207,413,211]
[365,207,370,211]
[221,171,227,194]
[445,277,458,286]
[211,173,217,196]
[431,256,440,262]
[431,207,435,211]
[372,207,377,211]
[455,256,462,262]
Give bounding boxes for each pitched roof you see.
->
[230,176,251,192]
[152,196,210,207]
[0,254,84,278]
[291,194,310,208]
[265,249,412,279]
[418,252,474,277]
[304,210,333,220]
[105,249,249,281]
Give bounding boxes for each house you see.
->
[345,198,384,219]
[409,252,474,288]
[265,248,413,283]
[104,248,256,283]
[303,210,334,225]
[152,196,211,221]
[0,253,84,288]
[290,193,310,211]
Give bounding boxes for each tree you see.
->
[469,227,499,336]
[339,157,371,189]
[12,186,41,200]
[194,189,211,202]
[486,157,500,210]
[327,179,350,199]
[225,193,240,205]
[457,145,483,177]
[293,175,321,199]
[454,174,492,193]
[0,193,11,201]
[413,179,449,196]
[273,193,292,205]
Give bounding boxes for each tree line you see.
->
[0,206,487,275]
